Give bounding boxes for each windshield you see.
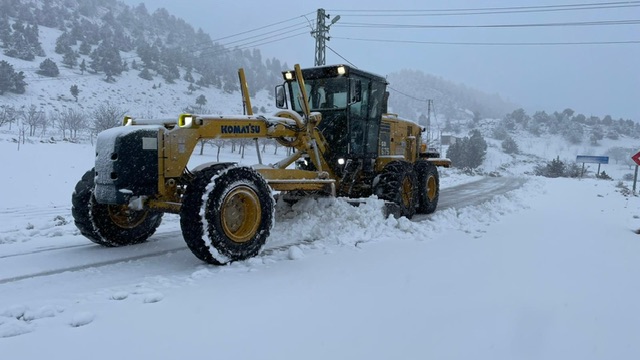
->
[290,78,348,113]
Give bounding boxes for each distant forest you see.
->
[387,69,518,122]
[0,0,287,95]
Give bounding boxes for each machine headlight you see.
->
[337,66,346,75]
[285,71,293,80]
[179,114,193,128]
[338,158,345,165]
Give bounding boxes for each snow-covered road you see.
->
[2,174,638,360]
[0,176,524,290]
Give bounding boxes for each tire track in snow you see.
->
[0,243,92,259]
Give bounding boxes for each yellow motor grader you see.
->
[72,64,451,264]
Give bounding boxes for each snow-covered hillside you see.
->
[1,21,278,118]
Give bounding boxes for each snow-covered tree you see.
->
[62,48,78,68]
[138,67,153,80]
[21,104,45,136]
[37,58,59,77]
[0,105,16,128]
[79,40,91,55]
[0,60,26,95]
[70,84,79,102]
[91,102,126,134]
[501,136,519,154]
[196,94,207,108]
[446,130,487,169]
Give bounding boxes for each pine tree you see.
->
[501,136,519,154]
[5,25,35,60]
[138,67,153,80]
[0,60,13,94]
[590,126,604,146]
[546,157,565,178]
[101,43,123,77]
[12,70,26,94]
[161,63,179,83]
[183,68,194,83]
[55,32,72,54]
[0,60,26,95]
[79,40,91,55]
[70,84,79,102]
[37,58,59,77]
[445,130,487,169]
[445,139,467,168]
[0,15,11,48]
[77,59,86,75]
[88,48,101,73]
[24,23,44,57]
[62,48,78,68]
[467,130,487,168]
[196,94,207,108]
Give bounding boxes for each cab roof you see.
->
[282,64,387,84]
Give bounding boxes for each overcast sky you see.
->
[121,0,639,120]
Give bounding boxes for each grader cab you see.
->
[71,64,450,265]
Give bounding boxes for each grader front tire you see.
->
[180,165,275,265]
[71,169,163,246]
[373,161,417,219]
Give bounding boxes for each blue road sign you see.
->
[576,155,609,164]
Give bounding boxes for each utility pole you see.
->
[311,8,340,66]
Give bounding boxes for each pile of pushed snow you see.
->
[255,178,537,264]
[271,196,405,248]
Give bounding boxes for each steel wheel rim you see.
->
[107,205,148,229]
[427,175,437,201]
[220,186,261,243]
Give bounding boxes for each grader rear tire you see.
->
[71,169,163,246]
[414,160,440,214]
[373,161,417,219]
[180,165,275,265]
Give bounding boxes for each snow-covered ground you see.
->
[0,131,639,360]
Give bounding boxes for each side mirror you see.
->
[275,85,287,109]
[349,79,362,104]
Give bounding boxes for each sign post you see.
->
[631,150,640,194]
[576,155,609,178]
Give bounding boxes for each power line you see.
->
[211,12,315,42]
[217,24,309,49]
[333,36,640,46]
[217,22,309,48]
[329,5,640,18]
[200,31,309,57]
[388,86,430,102]
[325,45,358,68]
[327,1,640,16]
[335,19,640,29]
